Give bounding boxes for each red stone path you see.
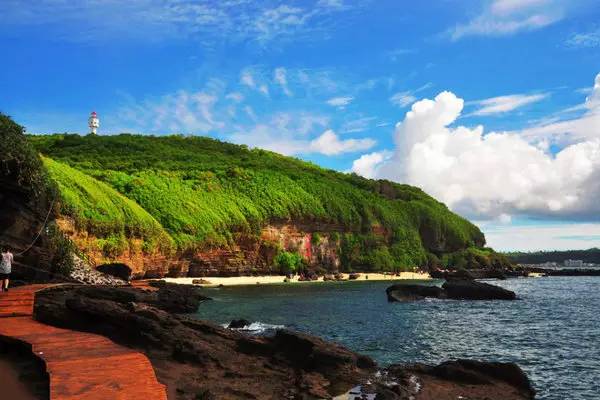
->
[0,285,168,400]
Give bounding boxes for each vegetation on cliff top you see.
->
[29,133,489,271]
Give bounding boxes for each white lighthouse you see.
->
[88,111,100,135]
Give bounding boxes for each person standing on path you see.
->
[0,247,14,292]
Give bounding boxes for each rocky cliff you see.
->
[1,114,506,279]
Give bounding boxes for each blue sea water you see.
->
[195,277,600,399]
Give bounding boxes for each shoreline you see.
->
[163,271,431,287]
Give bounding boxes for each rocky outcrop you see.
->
[33,285,376,399]
[32,285,534,400]
[387,280,516,302]
[370,359,535,400]
[442,279,516,300]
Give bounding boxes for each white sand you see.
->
[164,271,431,287]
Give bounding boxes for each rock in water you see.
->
[386,284,444,301]
[228,319,251,329]
[442,279,516,300]
[387,280,516,301]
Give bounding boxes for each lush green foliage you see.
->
[274,251,303,275]
[29,133,488,270]
[0,113,54,200]
[505,248,600,264]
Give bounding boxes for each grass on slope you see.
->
[30,134,486,270]
[43,157,173,255]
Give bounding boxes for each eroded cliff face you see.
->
[60,217,346,279]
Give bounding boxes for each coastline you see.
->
[163,271,431,287]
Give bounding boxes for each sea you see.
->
[195,277,600,399]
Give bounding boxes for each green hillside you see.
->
[29,133,489,271]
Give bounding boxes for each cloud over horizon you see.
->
[353,72,600,224]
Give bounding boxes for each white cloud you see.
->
[309,130,375,155]
[470,93,549,116]
[274,67,293,96]
[326,96,354,108]
[390,92,417,108]
[351,151,392,178]
[390,83,432,108]
[226,92,244,103]
[566,28,600,48]
[449,0,565,40]
[240,70,256,88]
[228,114,374,156]
[1,0,357,45]
[117,89,224,134]
[340,116,377,133]
[354,73,600,222]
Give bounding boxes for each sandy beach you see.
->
[164,271,431,287]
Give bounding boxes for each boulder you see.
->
[386,284,444,301]
[348,273,361,280]
[386,280,516,301]
[96,263,133,281]
[442,279,516,300]
[192,279,212,285]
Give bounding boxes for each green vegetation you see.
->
[28,133,492,271]
[505,248,600,264]
[274,251,303,275]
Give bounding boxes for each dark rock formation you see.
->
[228,319,251,329]
[348,272,361,280]
[386,284,444,301]
[374,359,535,400]
[33,285,375,399]
[32,285,534,400]
[442,280,516,300]
[96,263,132,281]
[387,280,516,302]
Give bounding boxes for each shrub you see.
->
[274,251,302,275]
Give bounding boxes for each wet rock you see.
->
[442,279,516,300]
[348,273,361,280]
[228,319,251,329]
[386,284,444,301]
[387,280,516,302]
[33,285,375,400]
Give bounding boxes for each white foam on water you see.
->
[223,322,285,333]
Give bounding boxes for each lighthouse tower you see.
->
[88,111,100,135]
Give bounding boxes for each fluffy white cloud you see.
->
[351,151,392,178]
[470,93,548,115]
[354,73,600,222]
[449,0,565,40]
[309,130,375,155]
[326,96,354,107]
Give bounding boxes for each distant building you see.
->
[564,259,583,268]
[88,111,100,135]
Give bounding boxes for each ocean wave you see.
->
[223,322,285,334]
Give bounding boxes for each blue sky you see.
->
[2,0,600,251]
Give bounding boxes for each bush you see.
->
[274,251,303,275]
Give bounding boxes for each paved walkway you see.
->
[0,285,168,399]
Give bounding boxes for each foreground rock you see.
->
[368,359,535,400]
[387,280,516,302]
[33,285,533,399]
